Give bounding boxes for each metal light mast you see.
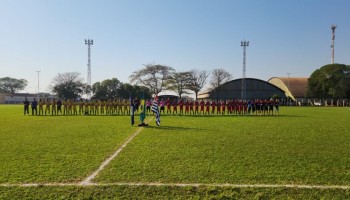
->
[85,39,93,89]
[36,70,40,97]
[331,24,336,64]
[241,40,249,100]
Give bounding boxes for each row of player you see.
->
[23,98,280,116]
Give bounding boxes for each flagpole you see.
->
[138,90,148,126]
[130,92,135,126]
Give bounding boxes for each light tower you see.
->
[36,70,40,97]
[85,39,93,90]
[331,24,336,64]
[241,40,249,100]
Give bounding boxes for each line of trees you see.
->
[0,64,234,100]
[129,64,232,99]
[0,77,28,94]
[4,63,349,101]
[307,64,350,99]
[48,72,152,100]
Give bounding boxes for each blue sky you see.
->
[1,0,349,94]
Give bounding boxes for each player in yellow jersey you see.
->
[78,99,84,115]
[100,100,105,115]
[105,100,109,115]
[45,98,51,115]
[51,99,57,115]
[63,99,68,115]
[116,99,122,115]
[88,100,94,115]
[123,99,129,115]
[94,100,99,115]
[83,99,88,115]
[66,99,72,115]
[109,100,112,115]
[38,98,44,115]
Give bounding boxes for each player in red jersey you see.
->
[205,100,210,115]
[243,100,248,115]
[199,99,205,115]
[185,100,189,115]
[216,101,221,115]
[227,100,232,114]
[189,100,194,115]
[234,99,239,115]
[166,98,171,114]
[221,100,226,115]
[238,100,243,115]
[211,100,216,115]
[172,100,178,115]
[194,100,199,115]
[179,99,184,115]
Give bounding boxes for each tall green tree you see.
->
[119,83,151,99]
[307,64,350,99]
[51,72,87,99]
[92,78,121,100]
[209,68,232,99]
[129,64,174,95]
[166,71,192,98]
[92,79,152,100]
[188,69,210,100]
[0,77,28,94]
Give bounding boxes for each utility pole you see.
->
[331,25,336,64]
[85,39,93,96]
[36,70,40,97]
[241,40,249,100]
[287,72,291,106]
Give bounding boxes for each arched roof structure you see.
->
[268,77,308,100]
[198,78,286,100]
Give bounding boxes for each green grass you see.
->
[1,185,350,199]
[0,105,137,183]
[96,107,350,185]
[1,105,350,199]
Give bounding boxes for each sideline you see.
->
[80,118,152,185]
[1,182,350,190]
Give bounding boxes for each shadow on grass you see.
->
[144,125,208,131]
[160,114,306,118]
[28,114,306,118]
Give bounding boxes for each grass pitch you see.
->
[96,107,350,185]
[1,105,350,199]
[0,105,137,183]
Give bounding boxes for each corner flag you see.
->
[151,96,160,126]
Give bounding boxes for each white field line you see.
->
[1,182,350,190]
[1,117,350,190]
[80,119,151,185]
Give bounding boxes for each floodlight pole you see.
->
[36,70,40,97]
[241,40,249,100]
[287,72,290,88]
[85,39,93,96]
[331,25,336,64]
[287,72,291,106]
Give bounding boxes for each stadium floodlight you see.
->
[85,39,93,97]
[36,70,40,97]
[241,40,249,100]
[331,24,337,64]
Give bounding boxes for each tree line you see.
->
[1,63,350,100]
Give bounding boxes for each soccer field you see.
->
[1,105,350,199]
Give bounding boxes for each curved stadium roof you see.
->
[268,77,308,100]
[198,78,286,99]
